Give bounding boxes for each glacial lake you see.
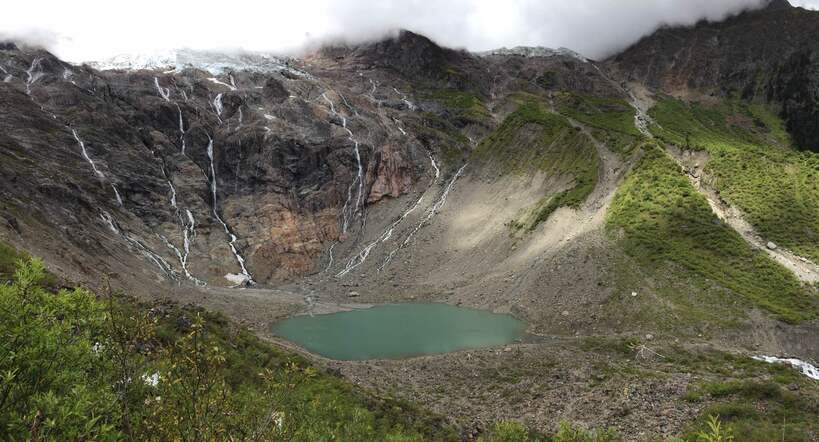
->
[271,303,526,361]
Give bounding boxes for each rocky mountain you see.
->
[1,2,818,437]
[610,0,819,151]
[0,30,623,291]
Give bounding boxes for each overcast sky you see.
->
[1,0,817,62]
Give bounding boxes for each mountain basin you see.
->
[271,303,527,361]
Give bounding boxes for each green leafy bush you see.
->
[0,258,453,440]
[0,259,119,440]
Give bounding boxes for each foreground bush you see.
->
[0,259,450,440]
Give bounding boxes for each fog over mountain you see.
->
[3,0,815,62]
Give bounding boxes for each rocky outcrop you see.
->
[367,143,415,203]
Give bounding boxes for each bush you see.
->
[0,258,451,440]
[0,258,120,440]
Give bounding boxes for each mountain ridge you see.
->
[1,8,818,438]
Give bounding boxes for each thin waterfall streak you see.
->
[207,135,253,282]
[154,77,171,101]
[71,129,105,179]
[337,188,428,278]
[324,242,336,272]
[112,185,123,206]
[321,90,365,234]
[380,163,466,271]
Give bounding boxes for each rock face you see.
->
[366,143,415,203]
[1,2,815,293]
[0,44,436,288]
[608,1,819,152]
[0,28,633,292]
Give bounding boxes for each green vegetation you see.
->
[0,241,19,281]
[681,380,819,441]
[606,254,751,334]
[691,415,734,442]
[649,98,819,261]
[479,421,619,441]
[555,92,642,138]
[0,257,456,441]
[424,89,491,122]
[606,143,816,323]
[410,111,471,167]
[474,100,600,231]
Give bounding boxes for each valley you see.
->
[1,1,818,439]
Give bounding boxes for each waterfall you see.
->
[25,57,43,95]
[153,77,171,101]
[753,356,819,380]
[112,185,123,207]
[176,103,186,154]
[207,76,237,91]
[322,92,365,234]
[392,87,416,111]
[99,212,176,280]
[380,163,466,271]
[72,129,122,208]
[212,93,224,123]
[71,129,105,179]
[206,136,254,284]
[337,153,441,277]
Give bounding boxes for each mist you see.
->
[0,0,814,63]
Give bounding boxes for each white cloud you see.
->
[0,0,797,62]
[792,0,819,8]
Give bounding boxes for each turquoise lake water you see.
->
[271,303,526,361]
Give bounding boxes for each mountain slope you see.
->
[609,0,819,152]
[1,8,819,437]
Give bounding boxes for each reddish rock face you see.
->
[249,207,339,282]
[367,143,415,203]
[0,37,483,289]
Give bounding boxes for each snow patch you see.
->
[478,46,588,62]
[89,49,310,77]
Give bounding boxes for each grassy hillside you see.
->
[606,143,816,324]
[424,89,491,123]
[554,92,642,138]
[649,98,819,261]
[475,100,600,231]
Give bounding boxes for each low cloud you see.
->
[318,0,773,59]
[0,28,59,51]
[0,0,799,62]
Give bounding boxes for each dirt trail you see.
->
[622,86,819,284]
[667,147,819,284]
